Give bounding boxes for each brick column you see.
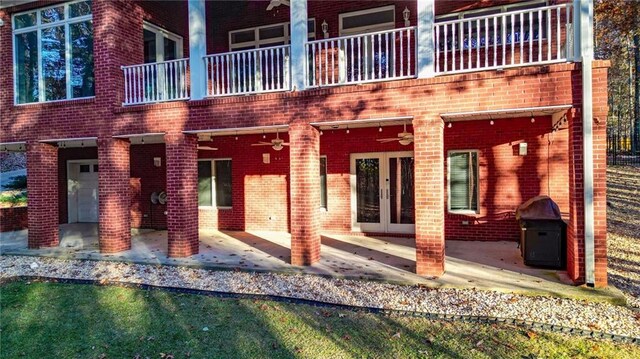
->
[567,70,609,288]
[98,137,131,253]
[289,123,321,266]
[26,141,59,249]
[413,117,445,277]
[165,133,199,257]
[567,108,585,284]
[592,67,608,288]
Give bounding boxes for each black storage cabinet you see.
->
[519,219,566,268]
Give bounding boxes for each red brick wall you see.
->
[444,116,569,241]
[130,144,168,229]
[0,207,28,232]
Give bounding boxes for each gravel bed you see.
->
[607,166,640,308]
[2,255,639,338]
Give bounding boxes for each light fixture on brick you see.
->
[321,20,329,39]
[447,122,452,128]
[346,126,350,134]
[403,7,410,27]
[378,123,382,132]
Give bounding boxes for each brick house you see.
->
[0,0,607,287]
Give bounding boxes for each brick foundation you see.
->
[0,207,28,232]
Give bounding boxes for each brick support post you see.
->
[98,137,131,253]
[289,123,321,266]
[165,133,199,257]
[413,117,445,277]
[567,108,585,284]
[26,141,59,249]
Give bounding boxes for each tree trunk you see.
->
[634,34,640,154]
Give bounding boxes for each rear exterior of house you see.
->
[0,0,608,286]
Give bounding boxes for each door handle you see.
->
[386,189,389,199]
[380,189,383,199]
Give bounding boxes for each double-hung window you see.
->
[436,0,547,51]
[13,0,94,104]
[448,151,479,213]
[198,159,232,208]
[339,6,396,82]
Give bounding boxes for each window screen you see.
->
[198,161,212,207]
[320,157,327,209]
[215,160,232,207]
[449,151,478,211]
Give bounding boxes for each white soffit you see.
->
[0,141,26,152]
[184,125,289,138]
[113,133,165,145]
[310,116,413,130]
[440,105,572,122]
[40,137,98,148]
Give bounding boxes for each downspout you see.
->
[575,0,596,286]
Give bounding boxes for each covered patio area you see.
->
[0,223,609,300]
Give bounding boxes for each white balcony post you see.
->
[572,0,582,62]
[188,0,207,100]
[290,0,308,91]
[417,0,435,78]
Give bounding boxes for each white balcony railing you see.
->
[122,58,190,105]
[306,27,416,88]
[434,3,573,75]
[204,45,291,97]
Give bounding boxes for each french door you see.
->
[350,152,415,234]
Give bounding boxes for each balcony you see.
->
[121,3,574,106]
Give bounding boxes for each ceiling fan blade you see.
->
[251,142,272,146]
[376,138,401,142]
[197,146,218,151]
[281,143,290,146]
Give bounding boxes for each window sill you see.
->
[448,210,479,216]
[198,206,233,210]
[14,96,96,108]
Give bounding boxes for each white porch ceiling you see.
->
[440,105,572,122]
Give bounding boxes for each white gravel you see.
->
[2,254,639,338]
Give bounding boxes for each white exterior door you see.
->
[350,152,415,234]
[68,161,99,223]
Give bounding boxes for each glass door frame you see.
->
[349,151,415,234]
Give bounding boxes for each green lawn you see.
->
[1,281,638,359]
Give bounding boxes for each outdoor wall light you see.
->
[322,20,329,39]
[447,122,452,128]
[490,120,495,125]
[403,7,410,27]
[531,116,536,123]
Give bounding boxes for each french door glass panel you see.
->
[355,158,381,223]
[352,152,415,233]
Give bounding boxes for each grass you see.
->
[0,191,27,208]
[1,281,638,359]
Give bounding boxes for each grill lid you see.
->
[516,195,562,221]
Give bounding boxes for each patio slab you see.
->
[0,223,625,302]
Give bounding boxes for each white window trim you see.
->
[12,0,93,105]
[198,158,232,209]
[143,21,183,63]
[435,0,548,21]
[447,149,480,215]
[229,19,315,50]
[339,5,396,36]
[320,155,327,211]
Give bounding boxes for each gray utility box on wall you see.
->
[519,220,566,268]
[516,196,567,269]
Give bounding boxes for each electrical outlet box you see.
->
[519,142,528,156]
[461,220,470,225]
[263,153,270,164]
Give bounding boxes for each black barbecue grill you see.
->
[515,196,566,269]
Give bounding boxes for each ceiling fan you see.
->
[251,130,289,151]
[266,0,290,11]
[376,123,414,146]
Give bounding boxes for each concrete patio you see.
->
[0,224,622,301]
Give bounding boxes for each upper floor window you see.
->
[229,20,315,51]
[143,22,183,63]
[13,0,94,104]
[436,0,548,50]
